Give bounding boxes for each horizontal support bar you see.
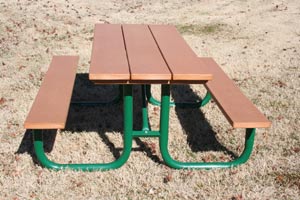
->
[132,130,160,137]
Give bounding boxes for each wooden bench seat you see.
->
[201,57,271,128]
[24,56,79,129]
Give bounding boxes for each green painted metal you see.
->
[145,85,161,106]
[158,84,256,169]
[32,85,133,171]
[71,85,123,106]
[159,128,256,169]
[132,130,160,137]
[32,84,256,171]
[200,92,211,107]
[145,84,211,108]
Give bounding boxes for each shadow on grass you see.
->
[171,85,237,158]
[16,129,57,164]
[17,74,236,166]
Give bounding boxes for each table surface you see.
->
[89,24,213,84]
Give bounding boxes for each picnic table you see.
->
[24,24,271,171]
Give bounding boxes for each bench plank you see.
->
[202,57,271,128]
[149,25,212,81]
[122,24,171,81]
[89,24,130,81]
[24,56,79,129]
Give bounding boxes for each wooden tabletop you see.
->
[89,24,213,84]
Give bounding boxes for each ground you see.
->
[0,0,299,199]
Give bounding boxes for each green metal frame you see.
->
[158,85,256,169]
[145,84,212,108]
[32,84,257,171]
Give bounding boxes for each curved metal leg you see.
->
[145,84,211,108]
[33,85,133,171]
[71,85,123,106]
[159,84,256,169]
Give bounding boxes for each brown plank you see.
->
[89,24,130,81]
[122,24,172,81]
[149,25,212,81]
[202,57,271,128]
[24,56,79,129]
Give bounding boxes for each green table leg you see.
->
[159,84,256,169]
[33,85,133,171]
[145,84,211,108]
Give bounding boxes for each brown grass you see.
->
[1,0,300,199]
[176,23,227,35]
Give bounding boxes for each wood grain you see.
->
[89,24,130,81]
[24,56,78,129]
[149,25,212,81]
[122,24,171,81]
[202,57,271,128]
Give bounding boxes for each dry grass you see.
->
[0,0,300,199]
[176,23,228,35]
